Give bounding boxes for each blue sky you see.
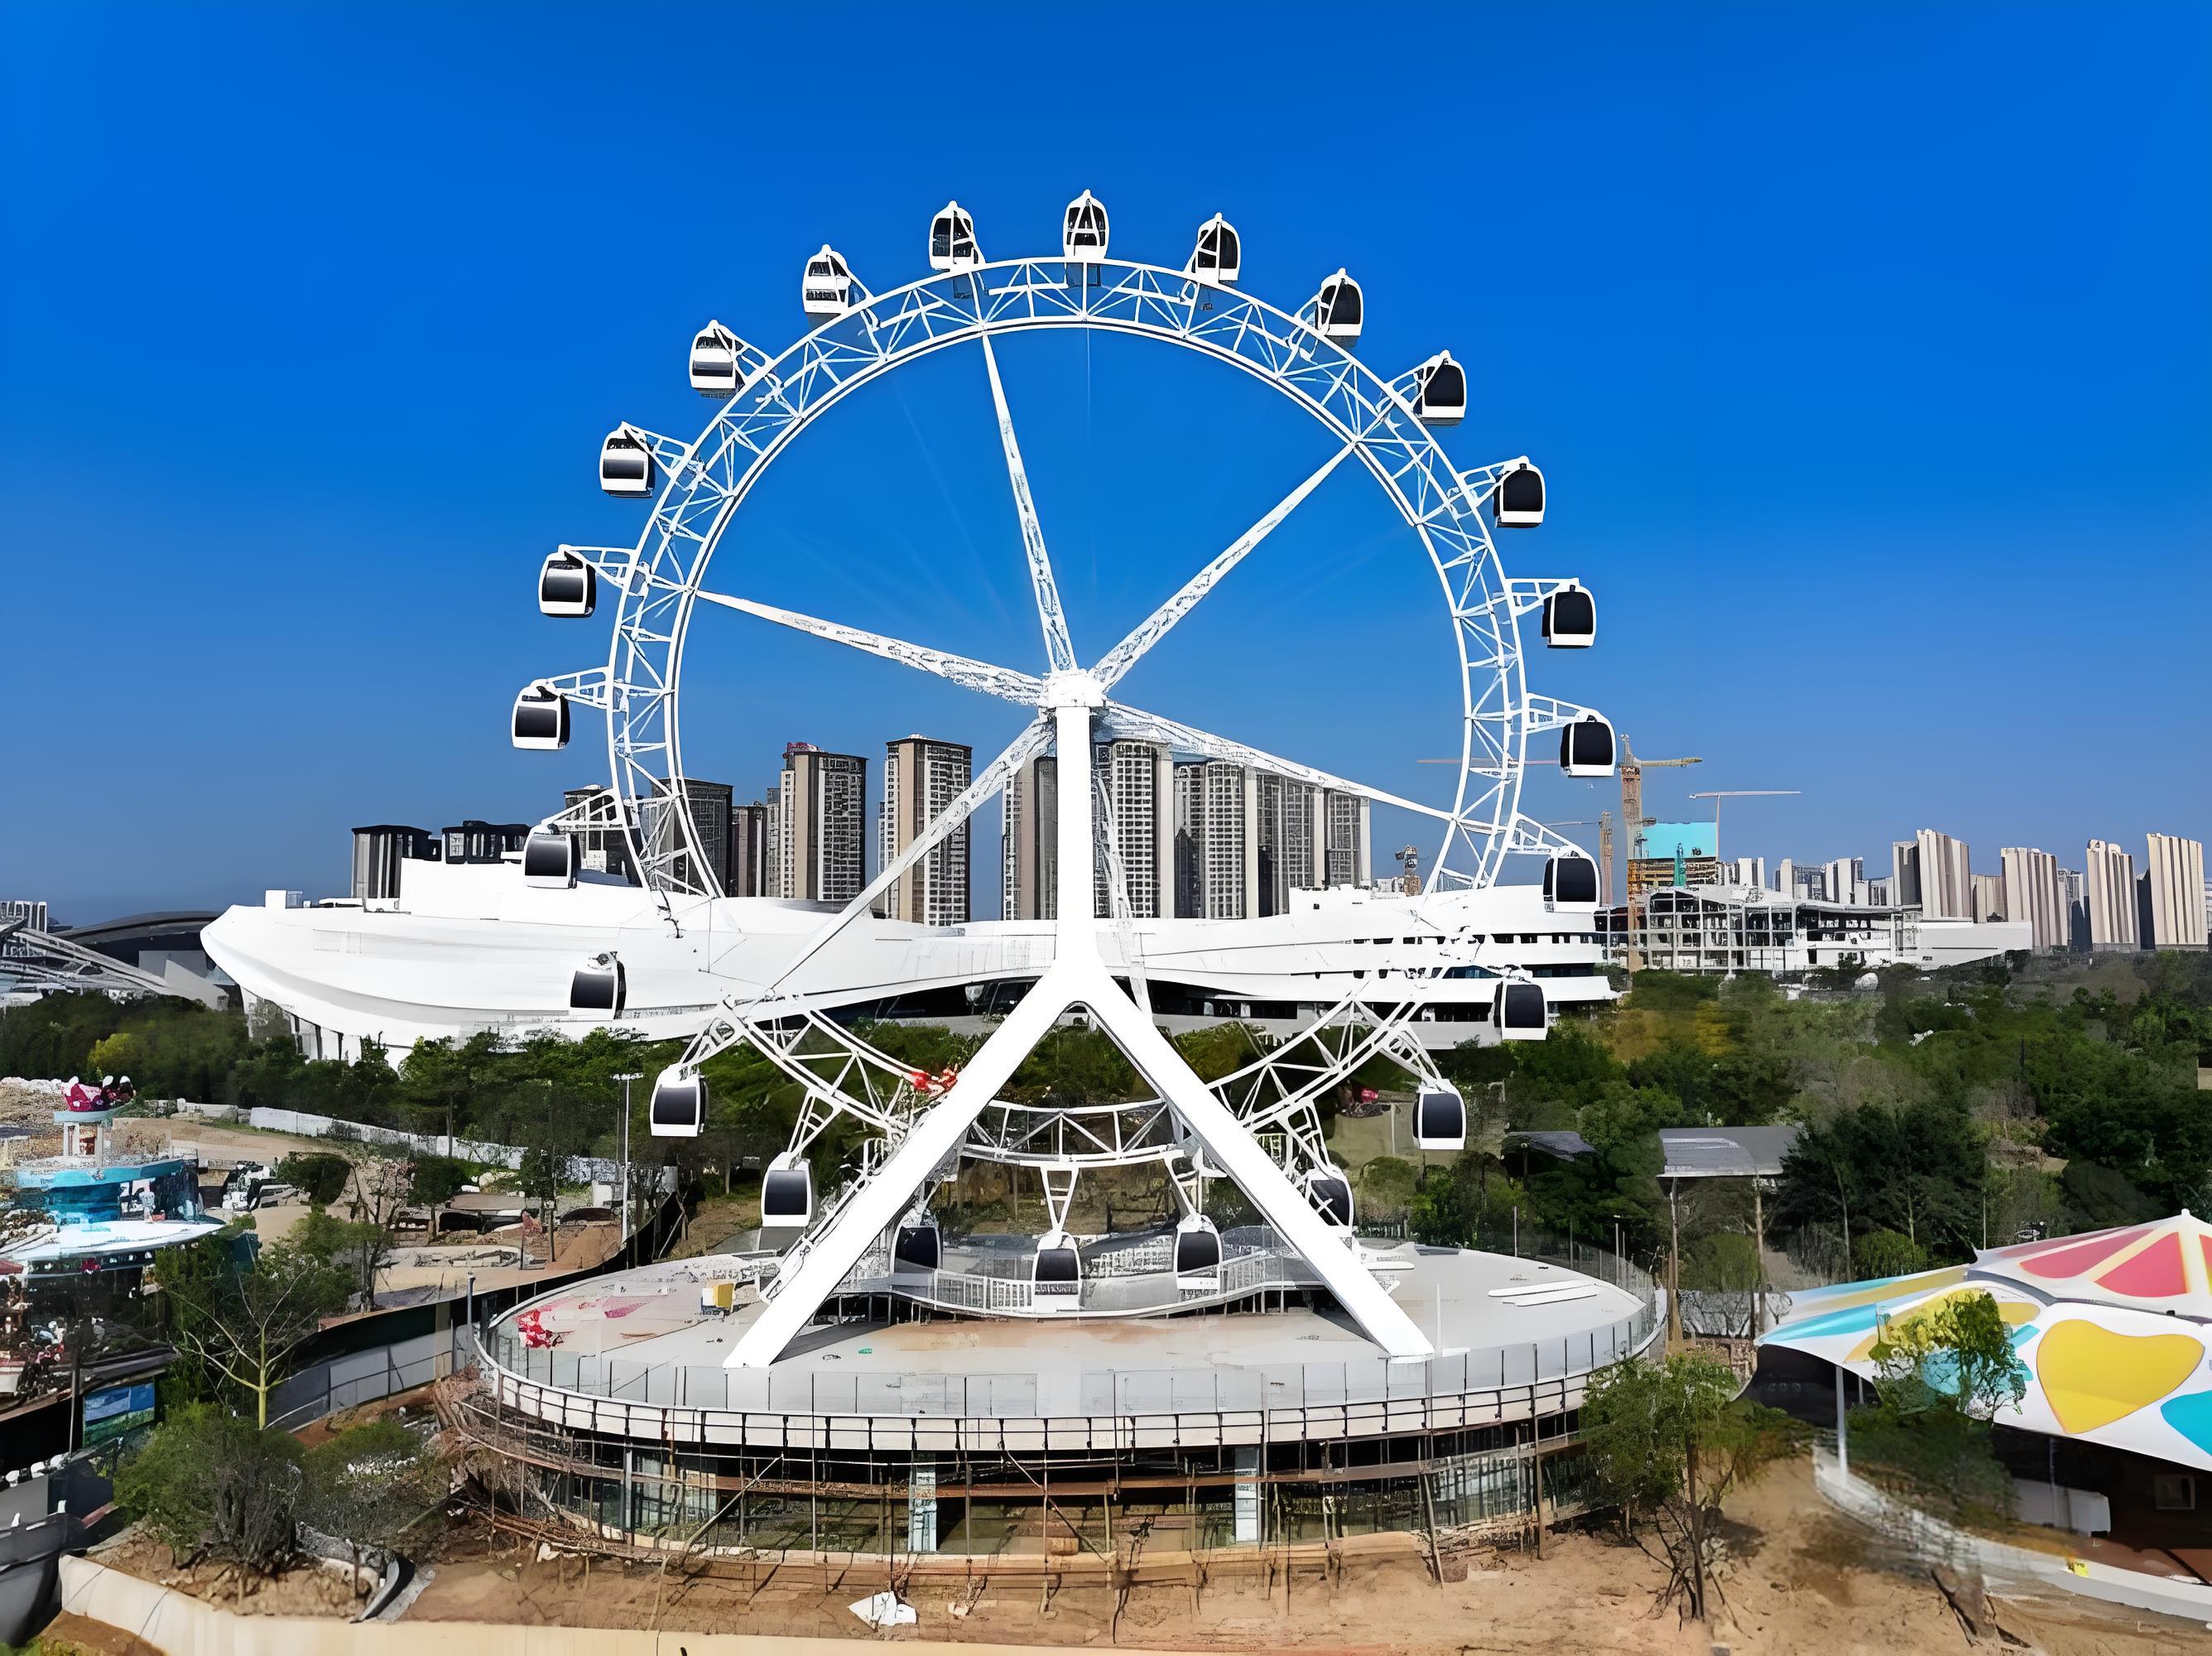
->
[4,2,2206,922]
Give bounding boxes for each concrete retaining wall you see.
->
[1814,1444,2212,1624]
[58,1553,1188,1656]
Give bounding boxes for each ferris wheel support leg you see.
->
[1080,977,1435,1360]
[723,960,1081,1370]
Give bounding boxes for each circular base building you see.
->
[447,1233,1658,1561]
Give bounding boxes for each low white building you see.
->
[1604,883,2031,975]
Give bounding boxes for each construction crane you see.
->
[1619,739,1703,861]
[1421,739,1700,905]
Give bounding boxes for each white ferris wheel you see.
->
[508,194,1615,1366]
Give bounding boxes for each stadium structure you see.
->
[204,194,1659,1562]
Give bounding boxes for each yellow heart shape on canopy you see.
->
[1844,1289,2038,1364]
[2036,1319,2204,1435]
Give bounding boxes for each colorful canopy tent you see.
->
[1761,1214,2212,1474]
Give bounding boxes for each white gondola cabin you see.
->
[649,1072,705,1138]
[1412,353,1466,425]
[1544,853,1599,909]
[1062,190,1108,261]
[1174,1215,1223,1292]
[1033,1233,1082,1307]
[1558,714,1616,777]
[1493,460,1546,527]
[521,830,575,889]
[893,1219,941,1273]
[689,322,746,397]
[538,549,596,619]
[1413,1084,1467,1152]
[1541,583,1595,647]
[599,428,653,497]
[801,246,854,320]
[1313,269,1363,342]
[761,1153,815,1228]
[1189,214,1240,283]
[1494,980,1548,1041]
[928,200,979,272]
[1303,1165,1354,1231]
[569,954,624,1014]
[511,685,570,751]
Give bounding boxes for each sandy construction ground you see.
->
[387,1459,2212,1654]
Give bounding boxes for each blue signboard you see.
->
[82,1380,156,1446]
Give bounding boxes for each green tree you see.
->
[1852,1228,1929,1280]
[275,1153,351,1206]
[334,1150,413,1308]
[1580,1352,1801,1621]
[153,1237,352,1427]
[410,1153,471,1234]
[517,1145,565,1260]
[85,1030,147,1085]
[116,1404,305,1593]
[1849,1289,2027,1522]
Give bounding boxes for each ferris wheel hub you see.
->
[1042,668,1104,710]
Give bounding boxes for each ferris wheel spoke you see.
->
[1099,701,1457,824]
[977,333,1078,676]
[1091,441,1358,692]
[740,716,1054,1009]
[690,589,1043,705]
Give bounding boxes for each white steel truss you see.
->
[523,216,1612,1368]
[570,255,1558,899]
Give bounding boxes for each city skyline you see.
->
[5,4,2208,921]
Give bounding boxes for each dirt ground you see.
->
[372,1459,2212,1654]
[83,1531,365,1619]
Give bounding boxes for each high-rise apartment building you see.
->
[1866,875,1897,907]
[2085,840,2140,951]
[1970,873,2008,922]
[2056,867,2088,951]
[762,786,785,898]
[1890,840,1921,909]
[778,744,867,904]
[442,820,530,864]
[351,825,437,901]
[1729,856,1767,890]
[1822,856,1866,906]
[2141,833,2209,950]
[1323,791,1370,888]
[561,787,633,882]
[1171,761,1258,919]
[1001,755,1058,922]
[1094,741,1175,919]
[641,778,733,893]
[1257,774,1321,916]
[1899,829,1972,919]
[877,735,973,926]
[1171,764,1205,919]
[2000,847,2067,951]
[729,802,769,898]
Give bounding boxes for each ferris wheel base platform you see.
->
[474,1240,1659,1454]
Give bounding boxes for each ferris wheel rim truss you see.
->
[529,229,1612,1365]
[540,254,1597,907]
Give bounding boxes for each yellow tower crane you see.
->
[1421,739,1701,908]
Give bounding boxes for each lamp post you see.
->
[613,1071,643,1247]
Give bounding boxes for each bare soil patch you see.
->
[389,1458,2212,1652]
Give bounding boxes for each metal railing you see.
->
[472,1248,1661,1425]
